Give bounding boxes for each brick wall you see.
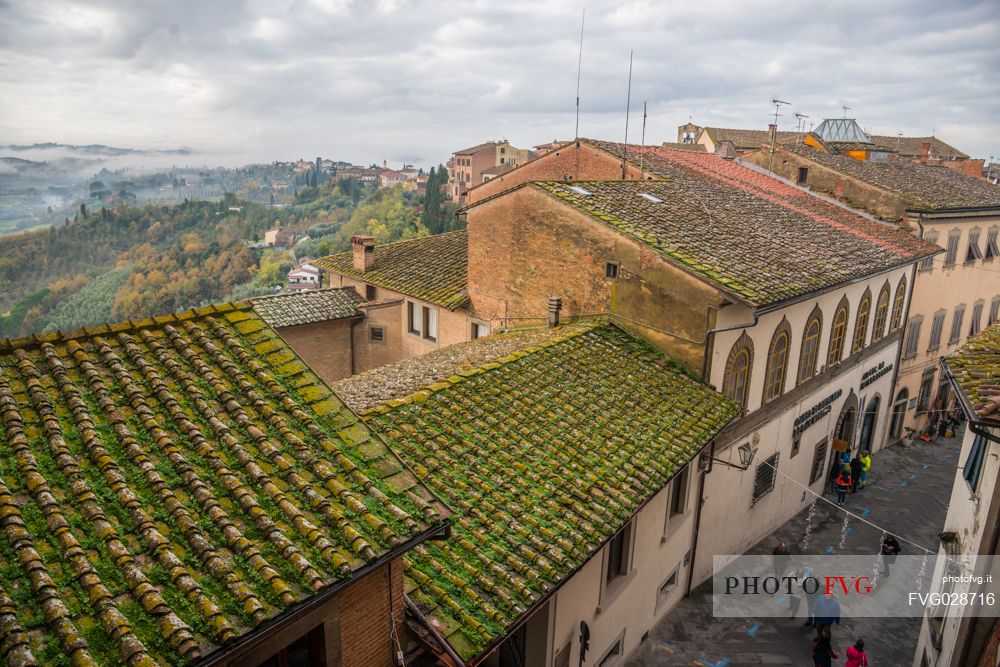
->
[942,158,986,179]
[467,185,721,370]
[466,143,645,205]
[338,559,406,667]
[274,319,356,384]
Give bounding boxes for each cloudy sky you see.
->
[1,0,998,168]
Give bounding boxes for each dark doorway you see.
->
[499,623,526,667]
[859,396,881,452]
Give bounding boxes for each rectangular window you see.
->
[809,438,828,485]
[985,228,999,260]
[944,230,961,266]
[364,284,377,300]
[928,310,946,351]
[970,302,984,336]
[990,297,1000,326]
[656,567,680,610]
[949,305,966,344]
[368,325,385,343]
[966,228,983,263]
[797,167,808,184]
[423,306,437,341]
[605,261,620,279]
[904,317,922,358]
[407,301,421,334]
[917,369,936,412]
[606,523,631,583]
[471,322,486,340]
[919,231,937,270]
[751,453,779,505]
[791,433,801,458]
[598,635,624,667]
[963,434,989,492]
[669,467,689,518]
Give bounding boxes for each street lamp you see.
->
[699,442,758,472]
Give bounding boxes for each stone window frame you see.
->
[919,231,938,271]
[797,305,823,385]
[949,303,966,345]
[984,226,999,261]
[903,314,923,359]
[970,300,985,337]
[828,296,850,365]
[927,309,946,351]
[890,276,907,330]
[722,332,754,410]
[871,282,891,342]
[762,317,792,405]
[751,452,780,506]
[965,226,983,263]
[943,228,961,266]
[368,325,386,344]
[851,287,872,354]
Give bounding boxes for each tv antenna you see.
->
[639,101,647,178]
[573,6,585,177]
[794,112,809,144]
[768,98,790,172]
[842,105,851,118]
[621,49,633,179]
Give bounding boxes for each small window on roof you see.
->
[567,185,593,196]
[638,192,663,203]
[605,261,620,280]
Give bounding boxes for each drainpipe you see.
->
[349,316,359,376]
[686,438,714,596]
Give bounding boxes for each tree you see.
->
[89,181,106,193]
[79,202,87,218]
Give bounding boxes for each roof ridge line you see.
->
[361,319,607,416]
[250,286,359,301]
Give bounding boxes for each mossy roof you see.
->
[528,151,938,307]
[314,231,468,309]
[945,323,1000,425]
[0,303,447,666]
[251,287,363,328]
[786,144,1000,211]
[356,321,739,661]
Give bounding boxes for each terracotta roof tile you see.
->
[541,142,939,306]
[252,287,363,328]
[0,303,447,665]
[869,135,970,160]
[945,323,1000,424]
[314,231,468,309]
[786,145,1000,210]
[702,127,798,149]
[354,321,738,661]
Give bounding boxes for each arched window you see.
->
[852,288,871,353]
[722,332,754,410]
[763,318,791,404]
[797,305,823,384]
[871,282,891,342]
[890,276,906,330]
[828,296,850,365]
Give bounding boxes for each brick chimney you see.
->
[920,141,931,160]
[352,235,375,272]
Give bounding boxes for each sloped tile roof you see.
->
[252,287,363,328]
[702,127,798,149]
[870,135,970,160]
[660,142,707,152]
[786,145,1000,210]
[543,142,939,306]
[353,321,739,661]
[945,323,1000,424]
[314,231,469,309]
[0,303,447,666]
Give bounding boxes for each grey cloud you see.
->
[0,0,997,167]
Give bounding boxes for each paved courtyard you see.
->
[627,435,963,666]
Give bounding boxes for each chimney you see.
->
[547,296,562,328]
[767,123,777,146]
[352,235,375,272]
[920,141,931,160]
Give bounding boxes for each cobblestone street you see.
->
[628,436,963,666]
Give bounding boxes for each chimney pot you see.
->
[767,123,777,146]
[547,296,562,328]
[352,235,376,272]
[920,141,931,160]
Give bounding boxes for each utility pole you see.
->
[768,98,790,173]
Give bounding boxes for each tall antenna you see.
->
[794,112,809,145]
[574,7,586,141]
[768,98,790,173]
[621,50,633,179]
[842,105,851,118]
[639,101,647,178]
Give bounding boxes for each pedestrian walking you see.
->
[845,638,869,667]
[772,541,790,578]
[811,636,840,667]
[881,534,901,576]
[835,468,852,506]
[850,454,863,493]
[810,592,841,642]
[859,451,871,489]
[828,461,842,495]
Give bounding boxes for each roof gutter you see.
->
[906,205,1000,218]
[197,520,452,667]
[405,596,464,667]
[941,359,1000,443]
